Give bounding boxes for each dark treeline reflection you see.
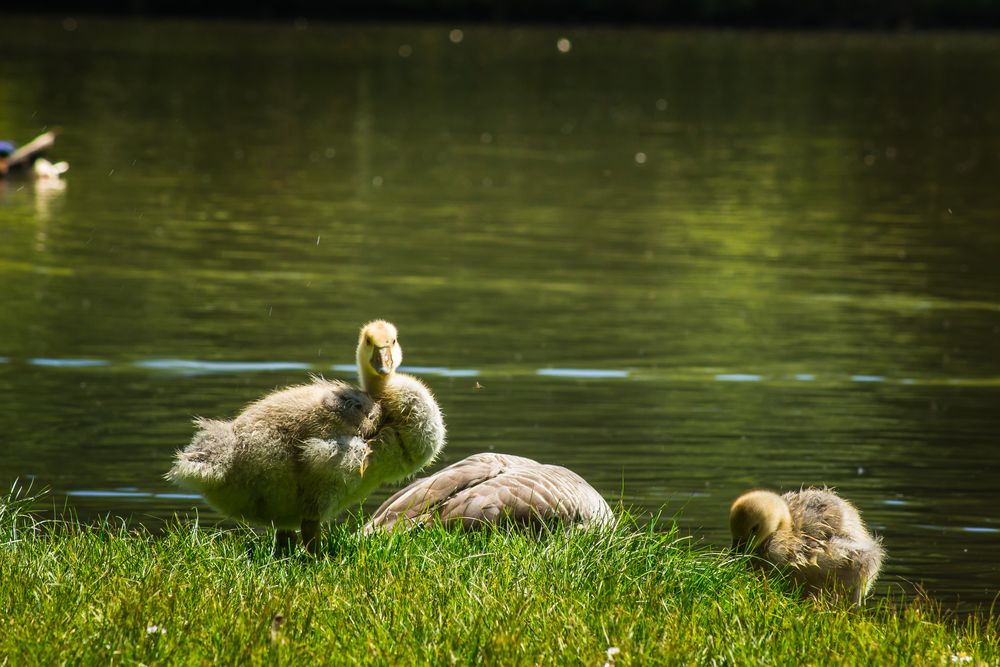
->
[6,1,1000,27]
[0,20,998,610]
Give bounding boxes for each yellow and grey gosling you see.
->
[729,487,885,605]
[167,320,446,555]
[364,452,613,533]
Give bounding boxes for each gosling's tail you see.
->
[165,418,237,489]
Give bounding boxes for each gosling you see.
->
[167,320,446,555]
[729,487,884,605]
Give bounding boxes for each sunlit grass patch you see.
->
[1,487,997,665]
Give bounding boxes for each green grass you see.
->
[1,487,996,666]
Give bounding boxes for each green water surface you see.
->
[1,18,999,609]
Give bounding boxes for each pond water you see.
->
[1,17,999,610]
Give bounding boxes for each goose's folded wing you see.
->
[365,453,612,532]
[438,464,611,529]
[363,453,508,531]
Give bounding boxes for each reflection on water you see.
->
[1,18,999,610]
[9,354,1000,387]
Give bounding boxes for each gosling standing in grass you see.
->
[167,320,446,555]
[729,488,884,605]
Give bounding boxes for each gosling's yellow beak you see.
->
[370,346,393,376]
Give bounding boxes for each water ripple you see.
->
[401,365,481,378]
[67,489,202,499]
[714,373,762,382]
[4,356,1000,387]
[536,368,630,379]
[135,359,311,373]
[29,358,109,368]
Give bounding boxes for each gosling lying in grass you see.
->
[729,488,884,605]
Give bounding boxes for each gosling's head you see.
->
[729,490,792,553]
[357,320,402,393]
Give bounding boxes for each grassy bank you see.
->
[1,491,996,666]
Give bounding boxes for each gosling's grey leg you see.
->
[274,529,298,557]
[300,519,321,556]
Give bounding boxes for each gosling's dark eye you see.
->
[751,524,759,533]
[366,337,372,345]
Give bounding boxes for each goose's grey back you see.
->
[364,452,613,533]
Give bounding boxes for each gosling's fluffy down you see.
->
[729,487,885,605]
[364,452,613,533]
[167,378,381,529]
[166,320,446,554]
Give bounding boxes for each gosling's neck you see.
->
[359,365,393,398]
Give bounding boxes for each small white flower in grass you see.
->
[950,652,973,664]
[270,614,288,644]
[146,624,166,635]
[603,646,620,666]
